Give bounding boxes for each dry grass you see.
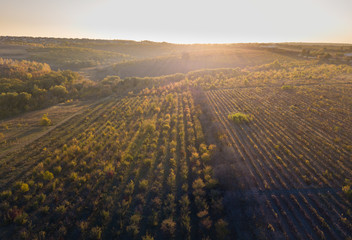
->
[0,100,89,154]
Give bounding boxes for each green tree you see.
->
[49,85,68,99]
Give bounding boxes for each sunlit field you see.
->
[0,36,351,239]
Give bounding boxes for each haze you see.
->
[0,0,351,43]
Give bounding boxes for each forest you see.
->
[0,37,351,239]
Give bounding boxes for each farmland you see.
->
[0,39,351,240]
[0,86,227,239]
[199,85,352,239]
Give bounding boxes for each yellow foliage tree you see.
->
[40,114,52,126]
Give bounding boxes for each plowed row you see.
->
[204,85,352,240]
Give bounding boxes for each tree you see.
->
[215,219,229,240]
[17,92,32,110]
[90,226,102,240]
[142,233,154,240]
[49,85,68,99]
[101,76,121,87]
[40,114,52,126]
[42,171,54,181]
[20,183,29,192]
[161,218,176,237]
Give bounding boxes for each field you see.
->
[0,100,96,158]
[199,85,352,239]
[0,38,351,240]
[0,88,228,239]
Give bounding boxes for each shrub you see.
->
[20,183,29,193]
[192,178,205,197]
[38,193,46,203]
[143,158,152,168]
[227,112,252,124]
[101,210,110,223]
[40,114,52,126]
[142,233,154,240]
[70,172,78,181]
[55,205,67,214]
[342,179,352,200]
[79,221,89,233]
[139,179,148,191]
[200,216,212,230]
[14,211,28,225]
[6,207,27,224]
[90,226,102,240]
[39,206,49,214]
[54,165,62,174]
[42,170,54,181]
[38,231,46,240]
[161,218,176,237]
[49,85,68,98]
[125,180,135,195]
[215,219,229,240]
[143,121,156,134]
[268,223,275,232]
[201,152,211,163]
[126,214,141,237]
[281,85,295,91]
[0,190,12,199]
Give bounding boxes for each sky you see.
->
[0,0,351,44]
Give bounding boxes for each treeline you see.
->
[0,58,51,79]
[101,60,352,95]
[97,73,186,97]
[1,36,262,60]
[186,60,352,90]
[0,58,189,119]
[28,47,132,70]
[0,59,110,119]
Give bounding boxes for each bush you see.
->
[161,218,176,237]
[54,165,62,174]
[139,179,148,191]
[40,114,52,126]
[42,170,54,181]
[215,219,229,240]
[55,205,67,214]
[0,190,12,199]
[342,179,352,200]
[90,226,102,240]
[14,211,28,225]
[20,183,29,193]
[142,233,154,240]
[281,85,295,91]
[49,85,68,98]
[227,112,252,124]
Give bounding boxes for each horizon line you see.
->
[1,35,352,46]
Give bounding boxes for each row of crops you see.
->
[201,85,351,239]
[0,60,351,239]
[0,90,227,239]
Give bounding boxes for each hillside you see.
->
[0,58,109,119]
